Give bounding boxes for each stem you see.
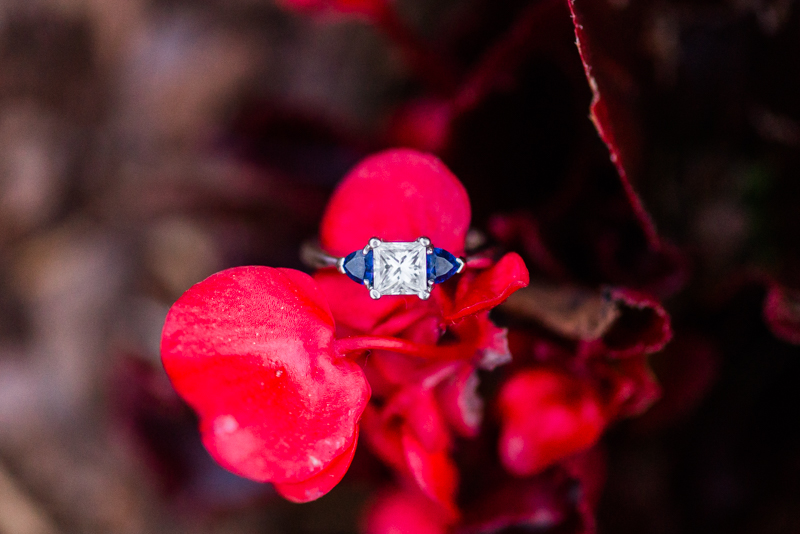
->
[335,335,464,360]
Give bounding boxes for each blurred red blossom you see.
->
[160,149,529,505]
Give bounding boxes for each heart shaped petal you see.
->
[320,149,471,258]
[161,266,370,486]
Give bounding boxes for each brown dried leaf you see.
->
[502,283,620,341]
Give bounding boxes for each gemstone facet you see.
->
[430,247,460,283]
[372,241,428,297]
[342,249,373,285]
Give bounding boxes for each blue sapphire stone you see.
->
[429,247,460,284]
[343,249,373,285]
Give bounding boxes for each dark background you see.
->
[0,0,798,532]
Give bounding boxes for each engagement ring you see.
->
[302,237,465,300]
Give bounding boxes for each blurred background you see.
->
[0,0,799,532]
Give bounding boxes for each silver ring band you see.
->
[301,237,468,300]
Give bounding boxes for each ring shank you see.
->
[299,241,340,269]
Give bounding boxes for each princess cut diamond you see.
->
[372,241,428,297]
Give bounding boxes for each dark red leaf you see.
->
[599,288,672,357]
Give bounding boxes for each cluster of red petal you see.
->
[315,149,529,515]
[496,286,671,485]
[160,149,530,506]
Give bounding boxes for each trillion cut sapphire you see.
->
[342,249,373,285]
[337,237,463,299]
[428,247,461,283]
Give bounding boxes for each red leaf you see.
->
[599,287,672,357]
[161,267,370,489]
[319,149,471,258]
[568,0,656,246]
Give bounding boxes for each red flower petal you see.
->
[447,312,511,370]
[363,488,452,534]
[600,355,661,419]
[401,429,459,517]
[460,471,573,534]
[161,266,370,488]
[314,268,440,336]
[398,388,451,454]
[319,149,471,258]
[436,365,483,437]
[273,428,360,503]
[497,369,606,477]
[444,252,529,322]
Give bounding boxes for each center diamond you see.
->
[372,241,428,296]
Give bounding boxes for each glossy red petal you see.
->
[401,429,459,517]
[273,428,360,503]
[436,365,483,437]
[360,403,407,473]
[314,269,440,336]
[498,369,606,477]
[320,149,471,258]
[402,388,451,454]
[161,266,370,485]
[444,252,529,322]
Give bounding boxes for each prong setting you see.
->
[337,237,464,299]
